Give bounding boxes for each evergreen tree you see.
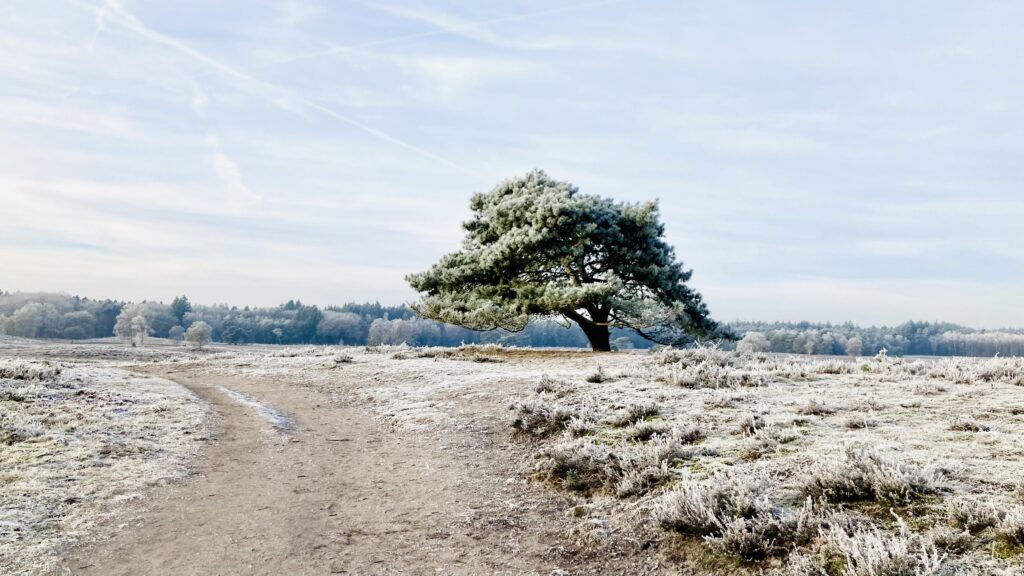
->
[407,170,721,351]
[171,295,192,324]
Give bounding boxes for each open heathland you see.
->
[2,340,1023,575]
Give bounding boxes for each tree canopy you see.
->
[406,170,721,351]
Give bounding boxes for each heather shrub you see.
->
[606,402,659,427]
[825,522,946,576]
[654,471,818,560]
[996,506,1024,547]
[802,445,942,506]
[946,496,1004,533]
[799,400,838,416]
[950,419,991,432]
[536,434,699,497]
[511,399,596,438]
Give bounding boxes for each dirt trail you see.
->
[55,368,579,576]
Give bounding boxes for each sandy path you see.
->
[54,367,579,576]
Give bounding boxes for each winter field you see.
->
[2,339,1024,575]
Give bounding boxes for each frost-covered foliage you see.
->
[536,433,701,497]
[655,471,818,560]
[997,506,1024,547]
[0,358,63,381]
[802,445,942,506]
[946,497,1005,533]
[826,521,946,576]
[184,320,212,349]
[737,331,769,354]
[0,360,211,576]
[511,399,597,438]
[406,170,721,351]
[660,345,774,388]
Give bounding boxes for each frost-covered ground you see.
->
[0,358,213,576]
[2,340,1024,575]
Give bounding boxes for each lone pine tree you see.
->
[407,170,721,351]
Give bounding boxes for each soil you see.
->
[53,365,638,576]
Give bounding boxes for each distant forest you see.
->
[1,291,1023,357]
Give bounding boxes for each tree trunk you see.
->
[582,323,612,352]
[563,308,613,352]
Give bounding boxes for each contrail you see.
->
[258,0,620,69]
[76,0,477,176]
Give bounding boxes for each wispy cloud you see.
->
[77,0,476,175]
[2,1,1021,321]
[205,134,261,203]
[370,3,575,51]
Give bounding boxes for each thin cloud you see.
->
[75,0,476,176]
[370,4,573,51]
[261,0,618,67]
[206,135,261,203]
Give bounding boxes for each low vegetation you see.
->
[508,348,1024,574]
[0,359,212,576]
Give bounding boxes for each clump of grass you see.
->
[996,506,1024,548]
[331,353,354,367]
[928,359,978,385]
[510,400,595,438]
[534,374,569,395]
[812,359,854,375]
[624,420,672,441]
[661,345,771,389]
[946,496,1004,533]
[825,520,946,576]
[802,445,942,506]
[926,525,973,555]
[0,422,45,445]
[606,402,660,427]
[536,435,699,497]
[705,394,745,409]
[738,413,769,436]
[798,400,837,416]
[0,359,63,381]
[950,419,991,432]
[654,471,818,560]
[844,413,878,429]
[585,366,609,383]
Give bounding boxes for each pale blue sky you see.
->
[2,1,1022,327]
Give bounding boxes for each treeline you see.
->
[0,291,652,349]
[728,320,1024,357]
[3,291,1024,356]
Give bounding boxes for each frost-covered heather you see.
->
[0,359,212,576]
[498,348,1024,574]
[4,341,1024,574]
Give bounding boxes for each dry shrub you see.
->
[825,520,946,576]
[0,359,63,381]
[738,413,770,435]
[654,471,818,560]
[606,402,659,427]
[844,414,878,429]
[799,400,838,416]
[624,420,672,441]
[996,506,1024,547]
[802,445,942,506]
[946,496,1004,533]
[536,433,701,497]
[535,374,570,395]
[511,399,596,438]
[812,359,854,375]
[950,419,991,432]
